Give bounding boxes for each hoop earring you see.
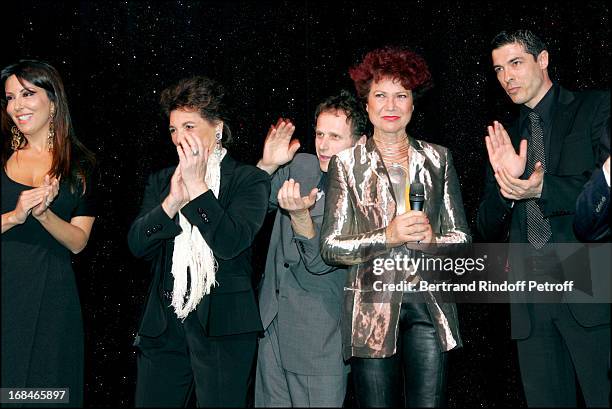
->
[214,129,222,157]
[11,126,23,151]
[48,109,55,151]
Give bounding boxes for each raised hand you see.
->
[485,121,527,178]
[385,210,435,249]
[259,118,299,174]
[177,133,209,200]
[162,166,190,217]
[277,179,317,215]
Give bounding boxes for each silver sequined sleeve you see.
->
[320,155,389,266]
[435,150,471,244]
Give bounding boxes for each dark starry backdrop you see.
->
[6,0,609,407]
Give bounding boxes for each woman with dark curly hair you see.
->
[128,76,270,407]
[1,60,96,407]
[321,47,471,407]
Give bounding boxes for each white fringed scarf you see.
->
[170,147,227,320]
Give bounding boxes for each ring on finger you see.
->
[192,149,199,156]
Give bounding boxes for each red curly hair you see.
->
[349,46,433,100]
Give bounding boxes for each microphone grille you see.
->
[410,181,425,196]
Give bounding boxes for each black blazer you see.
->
[574,119,611,242]
[477,86,610,338]
[128,153,270,338]
[574,167,610,242]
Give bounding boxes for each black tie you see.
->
[526,111,552,248]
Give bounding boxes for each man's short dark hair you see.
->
[491,29,548,60]
[314,90,367,142]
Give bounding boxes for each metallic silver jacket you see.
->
[321,137,471,359]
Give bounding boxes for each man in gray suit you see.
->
[255,90,367,407]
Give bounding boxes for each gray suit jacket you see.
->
[258,153,348,376]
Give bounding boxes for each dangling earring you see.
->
[11,126,23,151]
[48,107,55,151]
[214,128,223,157]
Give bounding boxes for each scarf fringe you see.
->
[170,148,226,320]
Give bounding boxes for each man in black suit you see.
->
[477,30,610,407]
[574,119,610,242]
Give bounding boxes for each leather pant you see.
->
[351,292,448,407]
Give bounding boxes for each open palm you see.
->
[262,119,299,167]
[485,121,527,178]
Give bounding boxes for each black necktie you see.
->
[526,111,552,248]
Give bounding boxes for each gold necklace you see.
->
[374,135,410,166]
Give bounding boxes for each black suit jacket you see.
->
[574,167,610,242]
[477,86,610,339]
[574,118,611,242]
[128,153,270,339]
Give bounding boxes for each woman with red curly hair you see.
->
[321,47,471,407]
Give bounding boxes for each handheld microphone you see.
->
[409,176,425,211]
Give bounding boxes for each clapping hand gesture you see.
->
[278,178,318,239]
[495,161,544,200]
[485,121,528,178]
[31,175,60,219]
[277,179,318,215]
[259,118,299,174]
[176,133,209,200]
[13,176,58,224]
[162,166,190,217]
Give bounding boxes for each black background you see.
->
[7,0,609,407]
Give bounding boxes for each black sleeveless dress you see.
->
[1,168,95,407]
